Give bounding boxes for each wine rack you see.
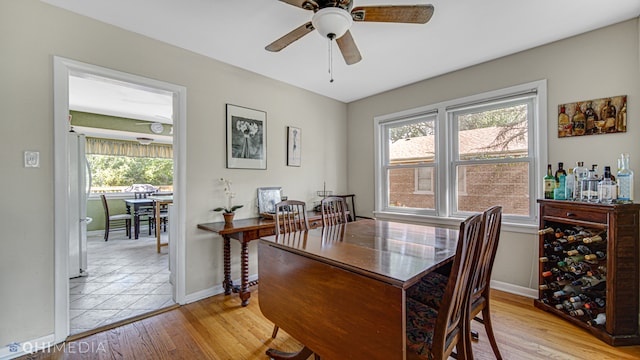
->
[535,200,640,345]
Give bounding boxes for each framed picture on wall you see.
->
[287,126,301,167]
[226,104,267,169]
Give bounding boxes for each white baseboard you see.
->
[183,274,259,304]
[491,280,538,299]
[1,334,55,360]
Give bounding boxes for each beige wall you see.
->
[347,19,640,290]
[0,0,347,346]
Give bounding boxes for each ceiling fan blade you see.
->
[336,30,362,65]
[351,5,434,23]
[278,0,316,10]
[265,22,315,52]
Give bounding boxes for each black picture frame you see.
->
[226,104,267,169]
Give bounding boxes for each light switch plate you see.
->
[24,151,40,168]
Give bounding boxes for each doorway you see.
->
[53,57,186,342]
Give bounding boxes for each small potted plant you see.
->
[213,178,243,224]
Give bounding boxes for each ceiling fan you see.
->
[266,0,435,66]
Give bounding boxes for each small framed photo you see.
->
[226,104,267,169]
[257,187,282,215]
[287,126,301,167]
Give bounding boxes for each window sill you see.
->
[373,211,538,235]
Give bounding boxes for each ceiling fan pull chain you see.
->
[328,37,334,83]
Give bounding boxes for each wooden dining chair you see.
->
[274,200,309,236]
[271,199,310,339]
[465,205,503,360]
[100,194,131,241]
[321,196,349,226]
[406,212,485,360]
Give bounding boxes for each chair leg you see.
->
[481,305,502,360]
[104,220,110,241]
[271,325,279,339]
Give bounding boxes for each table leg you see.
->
[223,236,233,295]
[126,204,133,239]
[239,240,251,306]
[155,201,161,253]
[266,346,314,360]
[133,205,140,240]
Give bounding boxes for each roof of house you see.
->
[390,126,528,163]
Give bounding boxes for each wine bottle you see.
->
[538,227,554,235]
[544,164,555,199]
[617,153,634,202]
[587,313,606,326]
[583,235,604,244]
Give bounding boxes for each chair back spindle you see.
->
[321,196,349,226]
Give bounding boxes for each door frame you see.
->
[53,56,187,342]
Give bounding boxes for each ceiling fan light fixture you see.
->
[312,7,353,39]
[136,137,153,145]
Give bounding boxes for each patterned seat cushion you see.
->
[406,298,438,358]
[407,272,449,309]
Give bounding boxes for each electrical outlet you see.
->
[24,151,40,168]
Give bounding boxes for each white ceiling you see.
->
[43,0,640,103]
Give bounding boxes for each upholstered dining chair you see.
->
[321,196,349,226]
[406,212,485,360]
[407,206,503,359]
[100,194,131,241]
[465,206,503,359]
[271,199,310,339]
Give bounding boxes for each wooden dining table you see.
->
[258,219,459,360]
[197,212,326,306]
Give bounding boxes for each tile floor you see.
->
[69,227,174,334]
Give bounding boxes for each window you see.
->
[379,113,438,214]
[414,167,434,194]
[375,80,547,226]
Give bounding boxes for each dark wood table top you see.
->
[197,211,325,236]
[261,219,459,289]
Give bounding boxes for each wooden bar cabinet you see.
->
[535,199,640,346]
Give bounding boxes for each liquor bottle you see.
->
[572,103,586,136]
[554,162,567,200]
[587,313,606,326]
[544,164,555,199]
[565,168,575,200]
[600,99,617,132]
[598,166,616,204]
[581,166,599,203]
[558,105,571,137]
[616,97,627,132]
[573,161,588,200]
[584,102,598,135]
[617,153,634,202]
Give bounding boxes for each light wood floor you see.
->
[21,288,640,359]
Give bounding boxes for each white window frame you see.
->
[377,112,438,216]
[374,80,547,229]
